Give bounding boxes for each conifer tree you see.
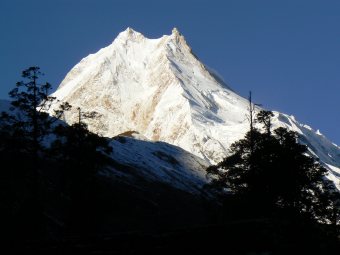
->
[256,110,274,136]
[50,108,112,232]
[207,111,340,225]
[4,67,54,157]
[0,67,72,239]
[0,67,114,238]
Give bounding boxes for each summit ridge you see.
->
[49,28,340,188]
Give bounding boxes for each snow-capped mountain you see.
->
[50,28,340,187]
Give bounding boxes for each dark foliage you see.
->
[49,122,112,233]
[1,69,340,253]
[6,67,56,156]
[0,67,113,241]
[207,110,340,232]
[0,67,58,241]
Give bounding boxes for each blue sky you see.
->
[0,0,339,144]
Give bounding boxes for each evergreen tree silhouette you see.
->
[50,109,112,233]
[6,67,54,157]
[256,110,274,136]
[0,67,71,240]
[0,67,52,240]
[0,67,114,239]
[207,110,340,226]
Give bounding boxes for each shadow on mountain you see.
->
[1,108,340,255]
[3,135,340,255]
[0,111,217,253]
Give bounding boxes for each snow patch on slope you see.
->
[107,134,209,194]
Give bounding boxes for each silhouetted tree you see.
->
[0,67,115,239]
[75,106,102,125]
[247,92,262,153]
[256,110,274,136]
[4,67,54,157]
[0,67,72,240]
[0,67,57,240]
[207,111,340,226]
[50,113,112,232]
[52,122,112,178]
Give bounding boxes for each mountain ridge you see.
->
[49,27,340,188]
[50,27,250,162]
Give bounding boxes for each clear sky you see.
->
[0,0,339,144]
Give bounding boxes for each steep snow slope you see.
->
[106,132,208,195]
[50,28,251,162]
[0,95,208,194]
[50,28,340,186]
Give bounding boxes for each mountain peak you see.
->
[168,27,191,52]
[172,27,181,36]
[117,27,145,41]
[51,28,340,181]
[115,27,188,49]
[125,27,136,34]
